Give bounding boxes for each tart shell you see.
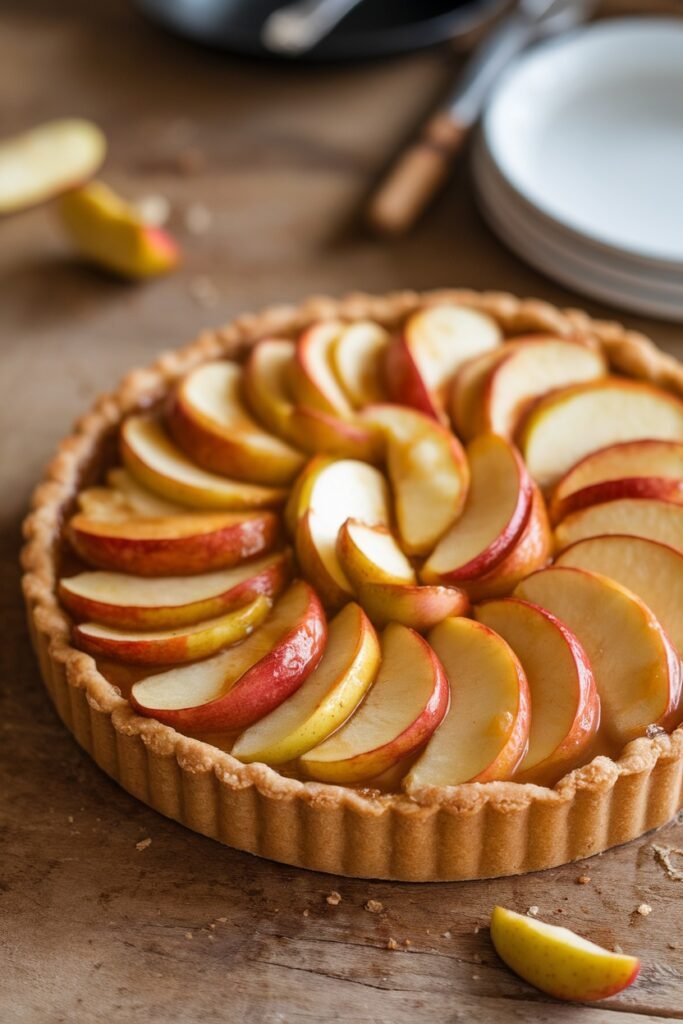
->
[21,289,683,881]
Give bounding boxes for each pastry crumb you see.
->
[185,931,193,940]
[473,924,480,934]
[527,906,540,917]
[303,909,310,917]
[217,916,227,923]
[326,891,342,906]
[402,938,412,947]
[67,815,74,824]
[652,844,683,882]
[441,930,452,939]
[386,937,399,950]
[576,874,591,885]
[613,943,623,954]
[135,837,152,852]
[472,974,480,981]
[636,903,652,916]
[364,899,384,914]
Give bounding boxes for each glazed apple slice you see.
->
[288,320,351,416]
[232,602,380,764]
[554,498,683,553]
[490,907,640,1002]
[288,405,384,463]
[450,346,510,440]
[331,320,389,407]
[243,338,299,440]
[475,598,599,785]
[518,378,683,490]
[556,535,683,654]
[121,415,286,509]
[67,508,279,576]
[74,595,271,666]
[300,622,448,784]
[362,404,469,555]
[515,567,681,744]
[59,550,291,629]
[421,434,532,584]
[337,519,415,586]
[404,617,529,791]
[168,361,304,484]
[385,305,502,420]
[130,580,327,732]
[77,468,186,521]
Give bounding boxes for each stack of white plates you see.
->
[475,18,683,321]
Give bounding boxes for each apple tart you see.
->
[22,289,683,880]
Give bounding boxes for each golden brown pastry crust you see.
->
[21,289,683,880]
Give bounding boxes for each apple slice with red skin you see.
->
[74,594,271,666]
[331,320,389,407]
[515,566,681,744]
[404,616,530,791]
[337,519,415,586]
[130,580,327,733]
[288,320,351,416]
[475,598,599,785]
[59,550,292,629]
[450,346,510,440]
[288,405,383,463]
[300,622,449,784]
[242,338,299,440]
[554,498,683,553]
[78,469,184,521]
[421,434,532,585]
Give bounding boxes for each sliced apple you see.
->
[331,320,389,407]
[515,566,681,744]
[78,469,185,521]
[121,415,286,509]
[232,602,380,764]
[518,378,683,491]
[168,360,304,484]
[337,519,415,586]
[352,581,469,632]
[475,598,599,785]
[300,622,448,784]
[243,338,298,441]
[450,346,510,440]
[490,907,640,1002]
[288,405,384,463]
[554,498,683,553]
[362,404,469,555]
[404,617,529,791]
[385,305,502,420]
[59,550,291,629]
[67,508,279,576]
[556,535,683,655]
[287,320,350,416]
[74,595,271,665]
[130,580,327,732]
[421,434,532,584]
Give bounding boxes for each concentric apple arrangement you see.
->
[57,305,683,791]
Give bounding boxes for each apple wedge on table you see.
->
[554,497,683,553]
[475,598,599,785]
[232,602,380,764]
[300,622,448,784]
[130,580,326,732]
[404,617,530,791]
[331,320,389,407]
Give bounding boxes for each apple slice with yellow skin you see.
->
[60,181,179,279]
[243,338,299,440]
[0,118,106,214]
[554,497,683,553]
[168,361,304,485]
[67,508,279,576]
[490,907,640,1002]
[130,580,326,733]
[518,378,683,491]
[59,550,291,629]
[404,617,529,792]
[385,305,502,420]
[475,598,599,785]
[74,595,271,666]
[288,320,351,416]
[362,404,469,556]
[421,434,532,584]
[288,405,384,463]
[556,534,683,654]
[121,414,286,510]
[78,469,185,521]
[232,602,380,764]
[450,346,510,440]
[337,519,415,586]
[331,320,389,407]
[300,622,448,784]
[515,566,681,744]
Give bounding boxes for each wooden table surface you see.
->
[3,2,683,1022]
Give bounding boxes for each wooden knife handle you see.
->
[367,112,469,236]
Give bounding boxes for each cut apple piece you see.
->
[168,360,304,485]
[385,305,502,420]
[353,581,469,632]
[59,550,291,629]
[130,580,327,732]
[288,405,384,463]
[121,414,286,510]
[0,118,106,214]
[232,602,380,764]
[60,181,179,279]
[67,508,279,576]
[515,567,681,744]
[450,346,510,440]
[337,519,415,586]
[288,320,351,416]
[362,404,469,555]
[490,907,640,1002]
[518,378,683,491]
[554,498,683,553]
[77,468,185,521]
[74,595,271,665]
[243,338,298,440]
[556,535,683,655]
[300,622,448,784]
[421,434,532,584]
[475,598,599,785]
[331,320,389,407]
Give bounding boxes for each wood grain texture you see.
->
[3,1,683,1021]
